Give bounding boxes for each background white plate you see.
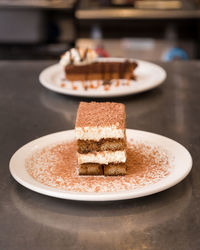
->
[9,129,192,201]
[39,58,166,97]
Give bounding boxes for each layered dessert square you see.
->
[60,48,137,82]
[75,102,127,176]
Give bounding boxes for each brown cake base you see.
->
[65,61,137,81]
[79,163,126,176]
[77,138,126,154]
[104,163,126,176]
[79,163,103,175]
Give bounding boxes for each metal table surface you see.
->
[0,60,199,250]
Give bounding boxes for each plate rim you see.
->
[39,58,167,98]
[9,129,192,201]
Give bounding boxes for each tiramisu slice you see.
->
[75,102,127,176]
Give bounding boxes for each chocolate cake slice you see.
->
[60,48,137,82]
[65,61,137,81]
[75,102,127,176]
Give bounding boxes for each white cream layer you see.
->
[60,48,98,66]
[78,150,126,165]
[76,126,124,141]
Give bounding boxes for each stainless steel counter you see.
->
[0,60,199,249]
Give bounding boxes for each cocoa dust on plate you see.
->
[26,141,173,193]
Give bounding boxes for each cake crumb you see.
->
[60,83,65,88]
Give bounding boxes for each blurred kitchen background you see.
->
[0,0,200,61]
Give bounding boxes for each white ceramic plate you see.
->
[9,129,192,201]
[39,58,166,97]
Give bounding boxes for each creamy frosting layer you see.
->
[76,126,125,141]
[60,48,98,66]
[78,150,126,165]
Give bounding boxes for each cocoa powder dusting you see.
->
[26,140,173,193]
[76,102,125,129]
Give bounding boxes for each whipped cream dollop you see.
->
[60,48,98,66]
